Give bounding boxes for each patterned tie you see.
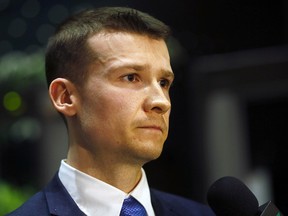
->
[120,196,147,216]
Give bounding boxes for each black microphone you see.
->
[207,176,283,216]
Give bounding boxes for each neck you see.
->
[66,146,143,193]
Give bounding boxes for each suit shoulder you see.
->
[151,188,206,207]
[5,191,49,216]
[151,189,215,216]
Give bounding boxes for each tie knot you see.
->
[120,196,147,216]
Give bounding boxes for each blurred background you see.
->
[0,0,287,214]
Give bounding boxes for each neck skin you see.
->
[66,144,143,194]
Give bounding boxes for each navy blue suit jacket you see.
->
[7,173,215,216]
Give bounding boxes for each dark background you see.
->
[1,0,287,214]
[1,1,287,56]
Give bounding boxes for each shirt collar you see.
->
[58,160,155,216]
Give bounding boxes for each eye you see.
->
[159,78,172,89]
[123,73,139,82]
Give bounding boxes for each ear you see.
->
[49,78,78,117]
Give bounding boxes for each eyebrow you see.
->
[110,63,174,79]
[161,69,175,80]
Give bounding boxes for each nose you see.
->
[143,82,171,114]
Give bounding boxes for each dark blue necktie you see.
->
[120,196,147,216]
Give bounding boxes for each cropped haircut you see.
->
[45,6,171,87]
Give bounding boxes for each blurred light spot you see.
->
[48,4,69,24]
[0,40,13,55]
[8,18,27,38]
[9,117,42,142]
[36,24,55,44]
[3,91,22,111]
[21,0,40,18]
[0,0,10,11]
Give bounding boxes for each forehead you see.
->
[87,32,172,71]
[88,31,168,51]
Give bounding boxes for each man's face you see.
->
[74,32,174,165]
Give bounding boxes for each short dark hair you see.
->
[45,6,171,87]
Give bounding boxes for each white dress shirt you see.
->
[58,160,155,216]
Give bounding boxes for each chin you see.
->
[138,144,164,164]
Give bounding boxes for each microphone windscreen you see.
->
[207,176,259,216]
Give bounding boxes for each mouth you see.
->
[138,126,163,133]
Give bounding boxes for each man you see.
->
[7,6,215,216]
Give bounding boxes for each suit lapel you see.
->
[150,189,178,216]
[44,173,86,216]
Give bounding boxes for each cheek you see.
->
[105,93,135,114]
[92,90,141,125]
[163,109,171,125]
